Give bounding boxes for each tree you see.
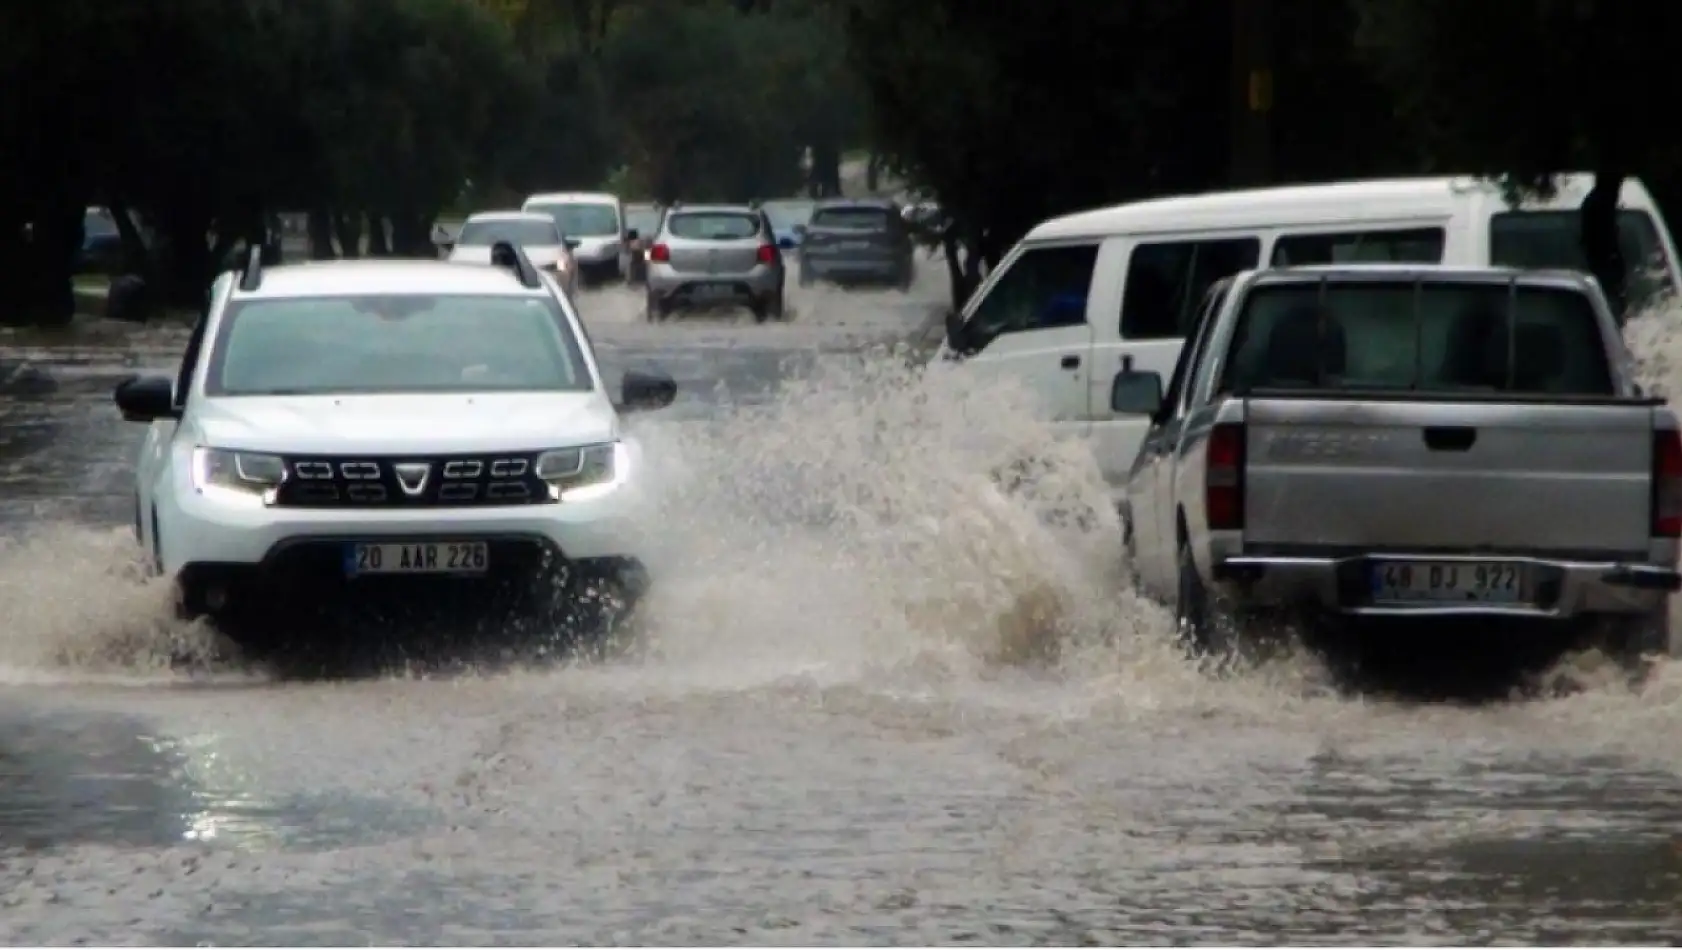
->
[835,0,1231,305]
[1352,0,1682,315]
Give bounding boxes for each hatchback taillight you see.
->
[649,243,670,262]
[756,244,776,264]
[1206,422,1246,531]
[1652,429,1682,537]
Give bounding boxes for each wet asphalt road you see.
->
[2,279,1682,945]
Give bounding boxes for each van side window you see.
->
[1120,238,1260,341]
[1489,209,1675,311]
[962,243,1098,351]
[1271,227,1445,265]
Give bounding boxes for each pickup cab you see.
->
[1111,264,1682,664]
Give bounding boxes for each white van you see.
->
[521,191,630,285]
[934,174,1681,495]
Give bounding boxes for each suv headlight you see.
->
[534,441,627,502]
[192,447,285,504]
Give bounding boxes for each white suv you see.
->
[113,246,677,643]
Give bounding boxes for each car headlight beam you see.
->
[535,441,627,502]
[192,448,285,505]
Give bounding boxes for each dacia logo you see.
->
[1260,430,1389,460]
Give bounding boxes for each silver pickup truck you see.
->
[1111,265,1682,666]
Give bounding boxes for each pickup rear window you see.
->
[1219,282,1614,396]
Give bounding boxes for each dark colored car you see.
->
[795,198,915,291]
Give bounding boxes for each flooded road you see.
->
[3,277,1682,944]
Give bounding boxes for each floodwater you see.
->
[2,267,1682,945]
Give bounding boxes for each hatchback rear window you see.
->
[811,207,892,230]
[667,213,760,241]
[1219,281,1613,396]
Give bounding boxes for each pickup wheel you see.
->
[1601,607,1674,678]
[1175,541,1233,660]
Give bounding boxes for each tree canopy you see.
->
[5,0,1679,321]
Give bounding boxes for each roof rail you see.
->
[489,241,543,289]
[238,243,263,292]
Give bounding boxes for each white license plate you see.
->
[345,541,489,576]
[1370,561,1524,605]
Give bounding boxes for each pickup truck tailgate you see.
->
[1242,398,1657,556]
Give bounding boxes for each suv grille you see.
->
[274,453,551,508]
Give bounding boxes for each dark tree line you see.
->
[6,0,1677,322]
[1,0,859,323]
[836,0,1682,308]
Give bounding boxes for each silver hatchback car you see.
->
[644,204,786,322]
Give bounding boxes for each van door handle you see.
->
[1061,355,1080,369]
[1121,354,1134,372]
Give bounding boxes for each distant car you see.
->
[796,198,916,291]
[521,191,629,286]
[622,203,663,285]
[78,206,123,273]
[644,203,786,322]
[761,199,815,250]
[448,211,580,298]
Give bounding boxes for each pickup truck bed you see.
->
[1242,392,1665,559]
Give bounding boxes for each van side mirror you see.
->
[563,238,582,251]
[1110,370,1164,417]
[624,229,639,242]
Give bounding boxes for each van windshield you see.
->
[1490,210,1673,311]
[1219,281,1613,397]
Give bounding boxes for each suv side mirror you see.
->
[563,237,582,251]
[1110,370,1164,417]
[618,368,677,413]
[114,374,179,422]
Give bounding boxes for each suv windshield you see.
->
[206,294,594,396]
[455,218,560,246]
[667,212,760,240]
[527,202,619,238]
[1220,281,1613,396]
[810,206,892,230]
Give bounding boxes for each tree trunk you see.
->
[152,208,219,308]
[1581,169,1627,320]
[388,210,435,257]
[809,140,842,197]
[306,209,337,260]
[107,200,153,277]
[333,211,364,258]
[366,214,391,256]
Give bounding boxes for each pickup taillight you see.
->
[1206,422,1246,531]
[1652,429,1682,537]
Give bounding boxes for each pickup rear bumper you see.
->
[1208,551,1679,619]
